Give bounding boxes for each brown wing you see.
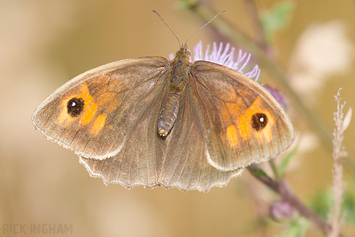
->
[32,57,169,160]
[190,61,294,171]
[157,80,244,191]
[80,77,244,192]
[79,84,167,188]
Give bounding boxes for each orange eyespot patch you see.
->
[81,102,98,125]
[226,125,239,148]
[238,97,274,142]
[237,115,250,140]
[57,84,94,125]
[222,97,275,148]
[57,82,117,135]
[90,114,107,136]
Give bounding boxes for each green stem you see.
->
[269,160,280,181]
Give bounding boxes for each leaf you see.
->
[279,218,310,237]
[309,182,355,223]
[175,0,198,9]
[342,177,355,222]
[278,144,298,178]
[248,165,269,178]
[309,189,332,220]
[261,0,296,42]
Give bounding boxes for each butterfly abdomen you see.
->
[157,90,180,137]
[157,46,191,137]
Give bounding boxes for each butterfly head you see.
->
[173,44,190,61]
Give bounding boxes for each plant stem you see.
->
[248,165,332,234]
[269,160,280,181]
[328,90,348,237]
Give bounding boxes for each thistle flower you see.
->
[193,41,261,81]
[186,41,293,107]
[170,41,261,81]
[170,41,291,108]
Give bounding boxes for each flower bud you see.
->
[269,200,297,221]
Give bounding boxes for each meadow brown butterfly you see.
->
[32,13,294,192]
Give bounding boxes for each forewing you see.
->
[32,57,169,159]
[191,61,294,171]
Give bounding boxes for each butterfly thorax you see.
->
[157,46,191,137]
[169,46,190,83]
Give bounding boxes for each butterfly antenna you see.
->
[153,10,181,47]
[185,10,226,45]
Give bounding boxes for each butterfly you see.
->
[32,39,294,192]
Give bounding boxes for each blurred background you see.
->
[1,0,354,236]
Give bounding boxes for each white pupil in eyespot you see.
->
[260,117,264,123]
[71,101,76,107]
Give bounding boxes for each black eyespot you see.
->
[67,97,84,117]
[252,113,268,131]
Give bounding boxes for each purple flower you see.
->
[263,85,287,109]
[170,41,261,81]
[270,200,297,221]
[170,41,287,108]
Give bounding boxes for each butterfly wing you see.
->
[79,83,167,188]
[80,59,292,191]
[33,51,293,191]
[190,61,294,171]
[157,81,244,191]
[32,57,169,160]
[80,78,244,191]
